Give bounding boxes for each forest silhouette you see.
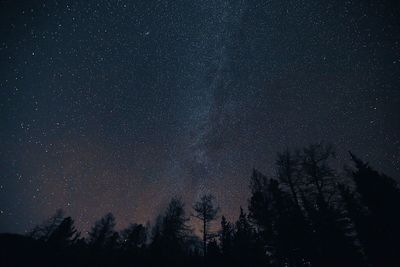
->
[1,143,399,267]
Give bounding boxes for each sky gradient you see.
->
[0,0,399,234]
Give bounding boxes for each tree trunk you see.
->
[203,219,206,258]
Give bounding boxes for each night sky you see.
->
[0,0,399,234]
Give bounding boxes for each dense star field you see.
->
[0,0,399,235]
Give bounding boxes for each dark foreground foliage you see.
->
[1,144,399,267]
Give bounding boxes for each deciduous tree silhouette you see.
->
[300,143,336,201]
[298,145,363,267]
[249,169,312,266]
[276,148,301,206]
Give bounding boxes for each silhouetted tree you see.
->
[300,143,336,203]
[219,216,234,257]
[249,169,312,266]
[28,209,65,241]
[232,207,264,266]
[297,144,361,265]
[269,179,312,266]
[276,148,301,206]
[47,216,79,247]
[192,194,219,257]
[338,183,369,262]
[163,197,190,247]
[150,197,191,263]
[88,213,118,250]
[300,186,363,267]
[206,238,221,261]
[121,223,147,250]
[6,145,400,267]
[234,208,253,248]
[348,152,400,267]
[248,169,275,262]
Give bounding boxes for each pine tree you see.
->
[150,197,191,261]
[47,216,79,247]
[88,213,118,249]
[233,207,262,266]
[219,216,233,257]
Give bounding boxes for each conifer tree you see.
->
[192,194,219,257]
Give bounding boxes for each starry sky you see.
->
[0,0,399,234]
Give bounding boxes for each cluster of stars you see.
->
[0,0,399,234]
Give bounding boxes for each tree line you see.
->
[1,143,399,267]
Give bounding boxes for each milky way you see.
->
[0,0,399,234]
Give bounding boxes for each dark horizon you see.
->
[1,0,399,241]
[1,145,400,267]
[0,144,395,236]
